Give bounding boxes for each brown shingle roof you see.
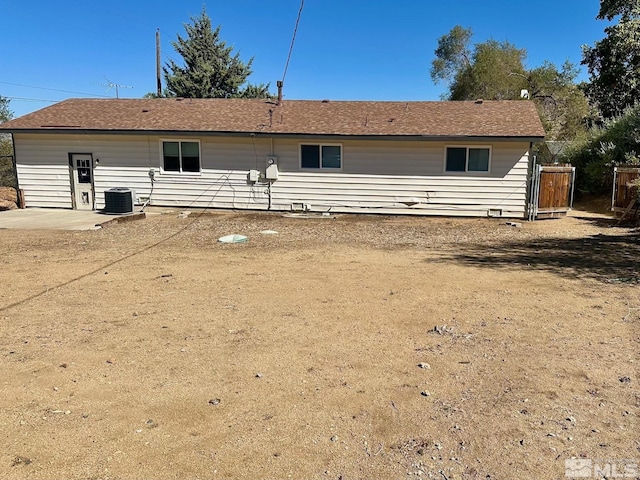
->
[0,98,545,138]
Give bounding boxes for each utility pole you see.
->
[156,29,162,97]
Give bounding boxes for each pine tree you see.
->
[164,8,271,99]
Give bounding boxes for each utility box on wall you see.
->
[265,164,279,180]
[247,170,260,183]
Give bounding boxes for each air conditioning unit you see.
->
[104,187,135,214]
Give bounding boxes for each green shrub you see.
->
[564,105,640,194]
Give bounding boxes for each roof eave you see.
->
[4,128,545,142]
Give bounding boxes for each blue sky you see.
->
[2,0,609,118]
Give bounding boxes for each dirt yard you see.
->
[0,209,638,480]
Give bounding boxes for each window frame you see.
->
[444,145,492,174]
[299,143,343,171]
[160,139,202,175]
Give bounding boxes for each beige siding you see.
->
[15,163,73,208]
[269,173,528,216]
[14,133,531,217]
[268,139,530,217]
[15,133,156,209]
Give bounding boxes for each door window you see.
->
[76,158,92,183]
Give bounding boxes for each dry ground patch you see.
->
[0,210,638,480]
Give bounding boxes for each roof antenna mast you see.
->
[98,78,133,99]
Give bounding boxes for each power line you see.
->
[5,96,59,103]
[282,0,305,84]
[0,81,110,98]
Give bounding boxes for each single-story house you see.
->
[0,98,545,217]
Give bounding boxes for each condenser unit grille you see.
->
[104,187,135,214]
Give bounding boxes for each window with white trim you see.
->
[300,143,342,170]
[162,140,201,173]
[445,146,491,173]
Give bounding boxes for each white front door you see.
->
[70,153,94,210]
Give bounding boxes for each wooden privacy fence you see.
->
[612,166,640,211]
[528,164,575,221]
[612,166,640,221]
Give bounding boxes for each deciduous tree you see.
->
[0,95,15,187]
[431,26,589,142]
[0,95,12,123]
[430,26,473,88]
[582,0,640,118]
[431,27,527,101]
[597,0,640,20]
[527,61,591,141]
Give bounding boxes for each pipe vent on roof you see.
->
[475,99,484,104]
[276,81,283,106]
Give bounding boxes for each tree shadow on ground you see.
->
[437,232,640,283]
[570,215,622,228]
[573,195,614,216]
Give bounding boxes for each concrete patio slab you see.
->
[0,208,144,230]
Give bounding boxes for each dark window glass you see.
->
[163,142,180,171]
[322,145,341,168]
[446,147,467,172]
[301,144,320,168]
[468,148,489,171]
[181,142,200,172]
[77,168,91,183]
